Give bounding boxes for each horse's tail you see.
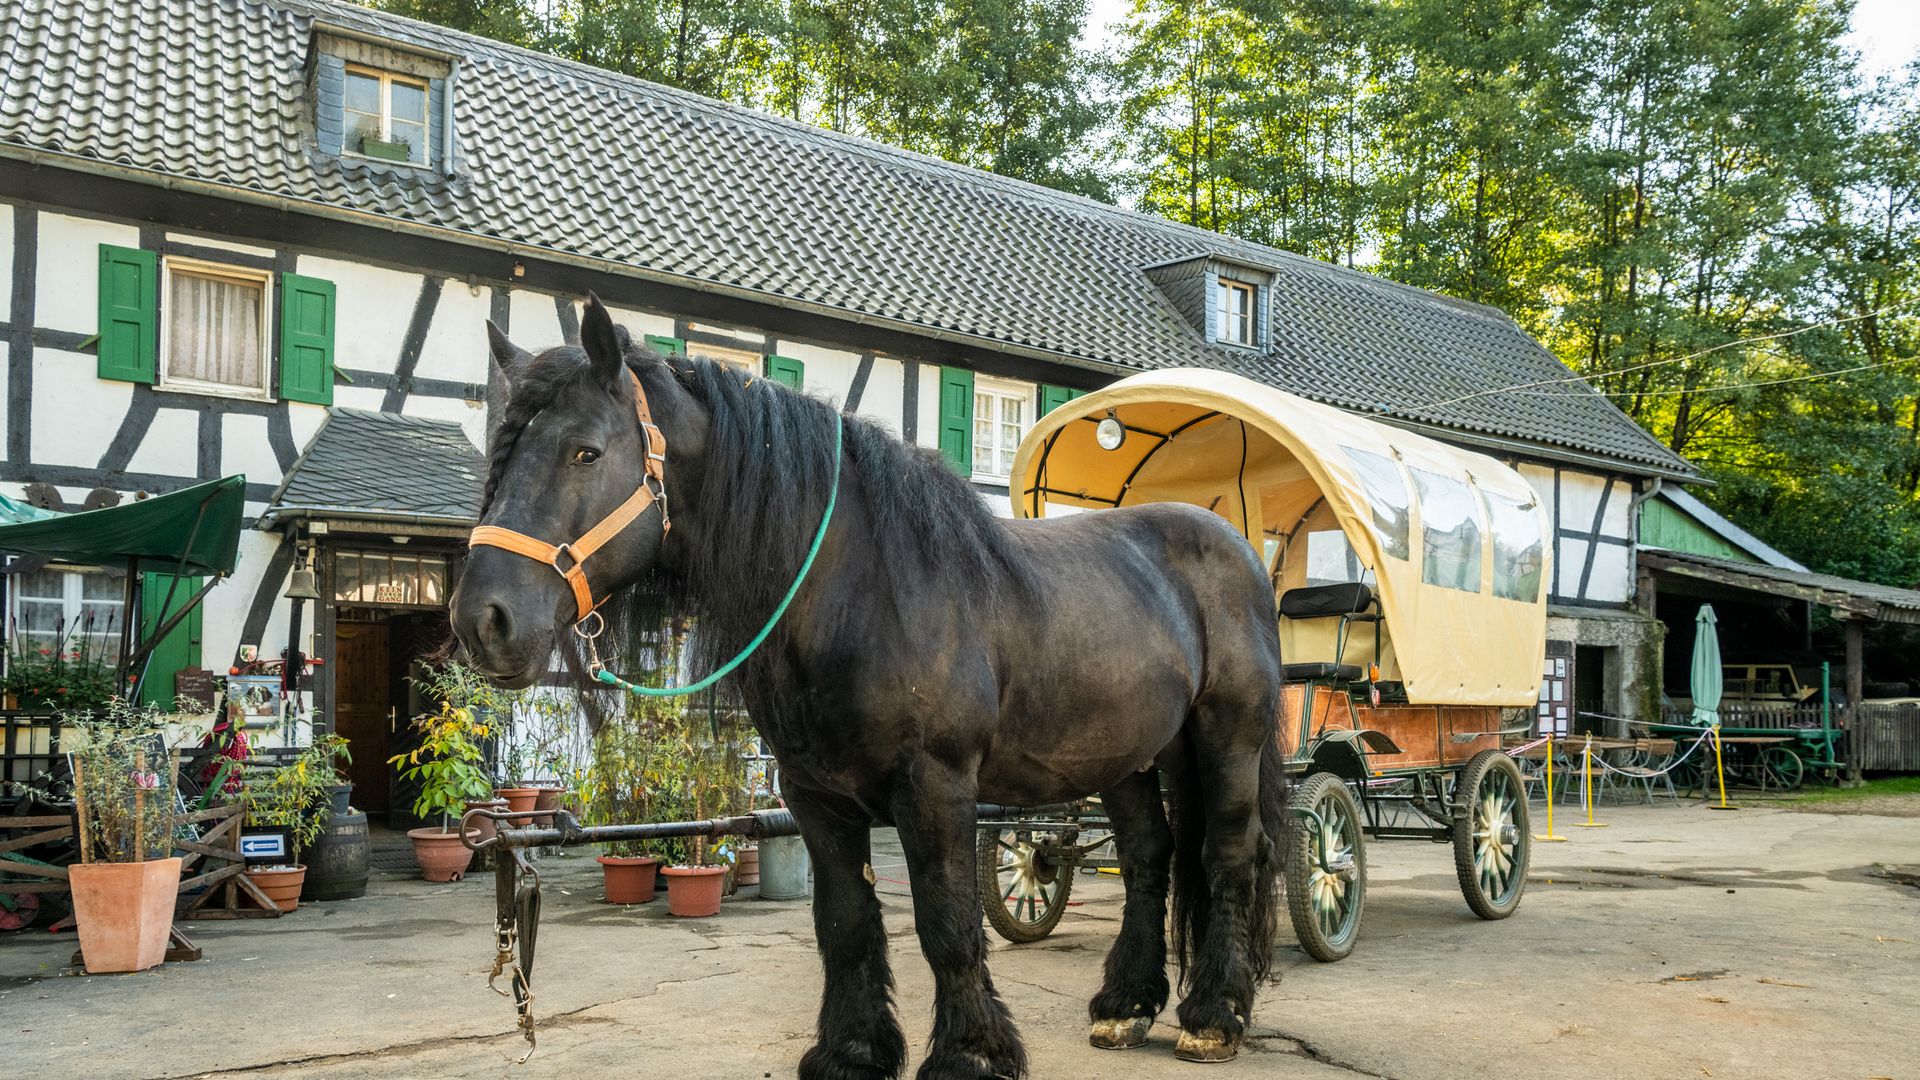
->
[1167,730,1287,988]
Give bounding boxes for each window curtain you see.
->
[169,272,263,389]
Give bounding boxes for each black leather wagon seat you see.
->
[1278,583,1377,683]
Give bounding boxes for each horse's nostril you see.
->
[482,602,513,646]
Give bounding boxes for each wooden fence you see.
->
[1856,703,1920,772]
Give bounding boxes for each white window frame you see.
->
[342,64,432,167]
[692,342,761,377]
[156,256,274,402]
[971,375,1034,484]
[7,564,127,665]
[1215,277,1258,347]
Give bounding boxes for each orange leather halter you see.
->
[468,369,670,622]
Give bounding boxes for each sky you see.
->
[1082,0,1920,77]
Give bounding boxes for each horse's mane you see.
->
[477,343,1035,715]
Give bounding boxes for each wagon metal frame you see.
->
[982,369,1552,959]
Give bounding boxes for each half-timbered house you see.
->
[0,0,1697,815]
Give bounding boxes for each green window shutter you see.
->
[765,354,804,390]
[97,244,157,384]
[138,571,203,709]
[644,334,685,357]
[937,366,975,475]
[1039,384,1085,415]
[278,273,336,405]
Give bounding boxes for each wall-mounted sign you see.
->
[226,674,281,729]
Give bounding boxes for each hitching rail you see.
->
[462,801,1084,1060]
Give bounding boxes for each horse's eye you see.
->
[572,448,601,466]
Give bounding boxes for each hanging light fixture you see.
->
[1095,409,1127,452]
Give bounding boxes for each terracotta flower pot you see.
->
[597,855,660,904]
[495,786,540,813]
[244,865,307,912]
[407,828,478,882]
[530,785,562,825]
[734,845,761,887]
[69,857,183,973]
[464,798,508,845]
[661,865,727,917]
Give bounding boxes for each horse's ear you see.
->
[485,320,533,382]
[579,293,626,389]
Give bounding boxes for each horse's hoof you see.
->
[1173,1028,1241,1063]
[1089,1015,1153,1050]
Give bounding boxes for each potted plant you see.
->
[357,133,412,162]
[388,666,493,882]
[584,719,666,904]
[61,700,181,973]
[650,695,748,918]
[236,734,349,912]
[4,616,117,712]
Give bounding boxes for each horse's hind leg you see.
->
[892,760,1027,1080]
[1173,695,1276,1063]
[787,783,908,1080]
[1088,768,1173,1050]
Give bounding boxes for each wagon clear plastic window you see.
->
[1411,468,1483,592]
[1304,530,1368,586]
[1339,446,1410,560]
[1481,490,1544,602]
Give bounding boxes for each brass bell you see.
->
[285,566,321,602]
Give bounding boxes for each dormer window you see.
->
[345,65,431,165]
[310,28,454,173]
[1215,277,1257,347]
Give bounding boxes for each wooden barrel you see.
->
[301,810,369,901]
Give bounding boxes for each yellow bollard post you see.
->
[1535,733,1568,842]
[1575,735,1608,828]
[1708,725,1741,811]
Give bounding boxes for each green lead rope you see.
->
[593,416,844,698]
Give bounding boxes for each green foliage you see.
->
[4,617,118,711]
[239,734,350,859]
[388,666,497,829]
[61,700,179,864]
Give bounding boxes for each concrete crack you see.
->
[1247,1028,1400,1079]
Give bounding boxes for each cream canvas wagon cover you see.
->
[1011,370,1549,707]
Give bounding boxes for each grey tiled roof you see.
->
[267,408,483,522]
[0,0,1694,477]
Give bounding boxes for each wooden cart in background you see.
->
[985,369,1552,960]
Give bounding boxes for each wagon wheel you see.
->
[1669,748,1707,795]
[1283,772,1366,962]
[1760,746,1805,792]
[978,828,1071,944]
[1451,750,1529,920]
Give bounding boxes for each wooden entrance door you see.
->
[334,620,392,816]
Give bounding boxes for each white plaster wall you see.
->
[411,280,493,383]
[1557,536,1590,598]
[0,203,14,322]
[1601,479,1632,539]
[297,255,422,373]
[221,413,280,486]
[1587,545,1633,603]
[1517,463,1556,531]
[916,362,942,449]
[1557,470,1605,535]
[333,386,388,413]
[288,401,329,450]
[508,288,567,346]
[610,303,675,342]
[35,213,141,332]
[164,231,275,258]
[126,406,200,477]
[858,355,906,434]
[200,530,287,669]
[30,347,132,467]
[773,339,861,406]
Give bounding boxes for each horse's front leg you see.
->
[892,760,1026,1080]
[787,783,908,1080]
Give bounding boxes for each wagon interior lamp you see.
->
[1095,410,1127,452]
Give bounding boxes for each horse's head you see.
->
[452,295,700,687]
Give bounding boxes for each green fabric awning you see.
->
[0,476,245,576]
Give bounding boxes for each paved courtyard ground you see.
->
[3,800,1917,1080]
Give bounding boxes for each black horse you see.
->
[453,296,1287,1078]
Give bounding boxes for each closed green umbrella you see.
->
[1690,604,1723,728]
